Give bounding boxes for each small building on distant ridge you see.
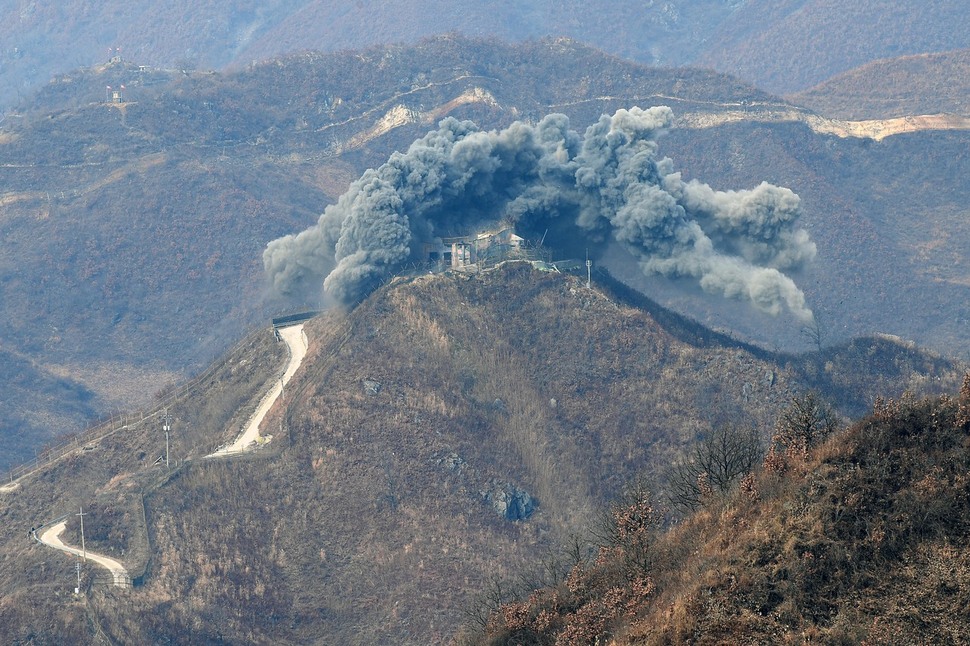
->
[423,227,525,270]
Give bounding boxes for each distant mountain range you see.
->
[790,48,970,119]
[2,0,968,107]
[1,35,969,470]
[1,11,968,643]
[691,0,970,93]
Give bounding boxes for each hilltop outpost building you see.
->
[422,227,526,271]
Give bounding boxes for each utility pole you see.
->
[75,560,81,595]
[586,249,592,289]
[77,507,86,562]
[162,410,172,468]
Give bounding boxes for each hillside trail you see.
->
[206,322,308,457]
[38,521,130,587]
[341,75,970,146]
[3,322,306,492]
[674,109,970,141]
[33,322,307,586]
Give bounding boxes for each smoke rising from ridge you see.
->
[263,106,816,320]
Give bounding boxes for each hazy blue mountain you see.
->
[3,1,969,107]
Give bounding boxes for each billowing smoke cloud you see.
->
[264,106,816,320]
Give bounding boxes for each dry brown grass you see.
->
[483,378,970,645]
[1,266,962,644]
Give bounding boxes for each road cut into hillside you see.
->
[675,109,970,141]
[38,521,130,587]
[207,323,308,457]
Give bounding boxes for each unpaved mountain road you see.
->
[207,322,308,457]
[675,109,970,141]
[33,322,308,586]
[38,520,130,587]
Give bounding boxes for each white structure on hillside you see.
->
[422,227,525,270]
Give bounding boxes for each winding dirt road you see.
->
[207,323,308,457]
[35,322,309,586]
[38,521,130,587]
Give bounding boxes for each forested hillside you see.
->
[3,0,968,106]
[3,36,970,471]
[790,48,970,119]
[478,376,970,644]
[694,0,970,93]
[0,264,960,643]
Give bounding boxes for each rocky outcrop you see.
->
[481,481,536,521]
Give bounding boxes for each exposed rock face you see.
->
[764,370,775,387]
[434,452,465,473]
[481,482,537,521]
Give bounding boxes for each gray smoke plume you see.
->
[263,106,816,320]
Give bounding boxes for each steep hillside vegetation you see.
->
[695,0,970,93]
[0,265,960,644]
[3,1,967,108]
[790,48,970,119]
[478,377,970,644]
[0,346,97,464]
[0,37,774,468]
[84,265,804,644]
[0,0,753,106]
[4,35,970,471]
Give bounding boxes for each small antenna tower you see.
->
[77,506,86,562]
[586,249,592,289]
[75,560,82,595]
[161,410,172,468]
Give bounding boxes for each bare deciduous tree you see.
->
[581,478,663,576]
[667,425,762,513]
[775,391,839,451]
[800,311,827,353]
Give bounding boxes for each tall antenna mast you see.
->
[586,249,592,289]
[77,507,86,562]
[162,410,172,468]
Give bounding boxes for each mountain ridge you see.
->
[479,376,970,644]
[3,1,968,107]
[3,35,969,473]
[789,48,970,120]
[0,263,962,643]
